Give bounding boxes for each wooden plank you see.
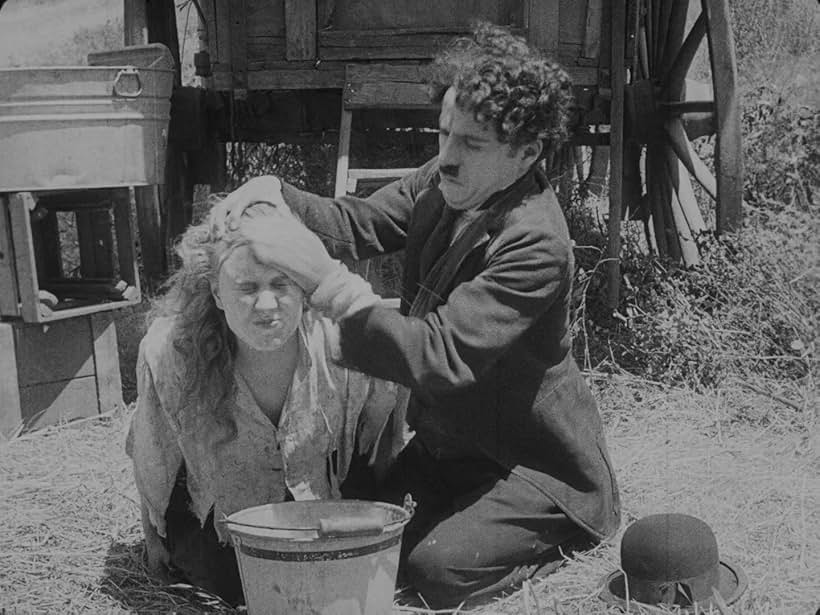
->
[9,193,41,323]
[285,0,316,60]
[583,0,604,58]
[246,38,287,66]
[123,0,148,46]
[346,63,431,83]
[31,209,62,281]
[334,107,353,198]
[37,300,136,323]
[213,67,346,90]
[526,0,559,57]
[19,376,99,432]
[133,184,165,288]
[76,209,115,279]
[228,0,249,90]
[0,195,21,317]
[0,322,23,440]
[348,168,417,181]
[14,317,95,386]
[114,188,141,292]
[90,312,123,413]
[323,0,521,30]
[213,1,232,66]
[606,0,626,309]
[246,0,286,37]
[320,29,467,47]
[320,46,448,61]
[345,81,434,109]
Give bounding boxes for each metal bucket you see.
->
[0,64,173,191]
[224,500,412,615]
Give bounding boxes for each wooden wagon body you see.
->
[123,0,741,300]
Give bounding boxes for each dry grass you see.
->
[2,378,817,614]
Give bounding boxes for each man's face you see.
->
[213,245,305,353]
[437,86,538,211]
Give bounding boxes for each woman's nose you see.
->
[255,289,279,310]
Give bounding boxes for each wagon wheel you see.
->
[623,0,742,265]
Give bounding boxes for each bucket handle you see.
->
[113,67,143,98]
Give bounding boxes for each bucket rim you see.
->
[223,499,412,539]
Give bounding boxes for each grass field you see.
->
[0,0,818,613]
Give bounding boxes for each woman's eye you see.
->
[237,284,257,293]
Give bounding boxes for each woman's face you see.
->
[213,244,305,352]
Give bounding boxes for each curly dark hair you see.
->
[429,21,573,152]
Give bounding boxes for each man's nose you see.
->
[438,135,460,176]
[255,289,279,310]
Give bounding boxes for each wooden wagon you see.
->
[125,0,742,303]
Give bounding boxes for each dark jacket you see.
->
[281,157,620,539]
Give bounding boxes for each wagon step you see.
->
[334,63,437,198]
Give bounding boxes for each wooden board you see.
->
[8,193,40,323]
[14,317,95,387]
[583,0,604,58]
[319,0,523,30]
[0,195,21,317]
[76,209,115,279]
[18,376,99,431]
[285,0,316,60]
[90,312,123,413]
[114,188,140,292]
[228,0,249,90]
[526,0,559,56]
[0,322,23,439]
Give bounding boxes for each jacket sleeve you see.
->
[280,158,438,260]
[337,204,572,398]
[126,343,183,539]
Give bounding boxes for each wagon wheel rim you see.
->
[626,0,742,264]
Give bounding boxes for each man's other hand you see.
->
[215,175,286,234]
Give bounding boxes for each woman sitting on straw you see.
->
[125,198,398,604]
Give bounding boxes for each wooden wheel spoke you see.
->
[646,147,668,257]
[658,146,701,265]
[656,0,675,69]
[659,0,689,76]
[702,0,742,233]
[663,11,707,99]
[664,119,718,200]
[638,25,651,79]
[663,141,708,238]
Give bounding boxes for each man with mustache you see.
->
[220,22,620,608]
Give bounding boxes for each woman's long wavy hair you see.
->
[429,21,573,155]
[147,200,277,439]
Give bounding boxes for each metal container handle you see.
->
[113,67,143,98]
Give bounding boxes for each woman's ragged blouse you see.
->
[125,311,399,542]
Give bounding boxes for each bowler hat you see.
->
[600,513,747,613]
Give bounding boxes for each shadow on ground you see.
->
[99,540,238,614]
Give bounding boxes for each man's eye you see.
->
[466,143,482,151]
[237,284,257,293]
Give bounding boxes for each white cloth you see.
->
[125,310,399,542]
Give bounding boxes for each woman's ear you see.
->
[521,140,543,167]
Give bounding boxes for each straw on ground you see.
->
[1,376,817,614]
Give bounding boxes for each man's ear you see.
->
[211,280,224,310]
